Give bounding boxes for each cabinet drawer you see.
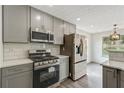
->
[2,63,33,76]
[120,71,124,81]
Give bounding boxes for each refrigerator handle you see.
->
[74,59,87,64]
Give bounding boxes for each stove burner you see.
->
[29,50,59,64]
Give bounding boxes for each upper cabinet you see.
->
[3,5,30,43]
[31,7,53,33]
[44,13,53,33]
[64,21,76,35]
[64,21,70,35]
[3,6,76,44]
[53,17,64,44]
[31,7,44,32]
[69,23,76,34]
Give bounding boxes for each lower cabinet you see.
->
[0,69,1,88]
[2,63,33,88]
[103,66,124,88]
[119,71,124,88]
[2,71,32,88]
[59,56,69,82]
[103,66,118,88]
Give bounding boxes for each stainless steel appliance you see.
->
[31,31,48,43]
[60,34,87,80]
[29,50,59,88]
[30,31,54,43]
[48,33,54,43]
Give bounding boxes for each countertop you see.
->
[3,58,33,68]
[54,55,69,58]
[101,60,124,70]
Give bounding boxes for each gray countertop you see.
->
[101,60,124,70]
[54,55,69,58]
[3,58,33,68]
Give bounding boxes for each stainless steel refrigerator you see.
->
[60,34,87,80]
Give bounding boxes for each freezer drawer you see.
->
[72,61,87,80]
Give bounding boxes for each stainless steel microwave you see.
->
[48,33,54,43]
[30,31,54,43]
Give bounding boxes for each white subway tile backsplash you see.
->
[4,43,60,61]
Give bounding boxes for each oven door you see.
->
[31,31,48,43]
[33,65,59,88]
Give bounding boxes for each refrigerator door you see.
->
[72,60,87,80]
[74,34,87,63]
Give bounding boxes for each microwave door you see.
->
[31,31,48,42]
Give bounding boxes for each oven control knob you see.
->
[42,62,45,65]
[45,61,48,64]
[35,63,40,66]
[43,61,48,65]
[49,60,52,63]
[54,60,57,63]
[40,62,43,65]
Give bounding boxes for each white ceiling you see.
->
[32,5,124,33]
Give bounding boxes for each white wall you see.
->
[92,29,124,63]
[0,5,3,68]
[76,28,92,63]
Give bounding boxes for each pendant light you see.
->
[110,24,120,41]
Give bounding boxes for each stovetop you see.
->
[30,56,59,62]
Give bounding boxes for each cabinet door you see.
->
[69,23,76,34]
[31,7,44,32]
[54,17,64,44]
[64,21,70,35]
[44,13,53,33]
[103,66,118,88]
[0,69,1,88]
[3,5,30,43]
[119,71,124,88]
[60,57,69,81]
[2,71,33,88]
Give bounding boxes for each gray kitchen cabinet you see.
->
[2,63,33,88]
[44,13,53,33]
[64,21,76,35]
[64,21,70,35]
[59,56,69,82]
[3,5,30,43]
[2,71,32,88]
[31,7,44,32]
[119,71,124,88]
[69,23,76,34]
[120,81,124,88]
[0,69,1,88]
[31,7,54,34]
[53,17,64,44]
[103,66,118,88]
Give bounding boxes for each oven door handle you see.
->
[34,63,59,70]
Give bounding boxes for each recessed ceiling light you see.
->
[90,25,94,28]
[49,5,53,7]
[76,18,81,21]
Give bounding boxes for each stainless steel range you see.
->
[29,50,60,88]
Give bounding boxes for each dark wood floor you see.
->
[58,63,102,88]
